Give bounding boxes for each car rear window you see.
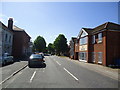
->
[30,54,42,58]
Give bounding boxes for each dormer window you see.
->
[98,33,102,43]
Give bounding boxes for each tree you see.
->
[53,34,68,55]
[47,43,55,54]
[33,36,46,52]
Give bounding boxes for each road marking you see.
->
[56,61,61,66]
[30,71,36,83]
[0,64,27,85]
[4,71,23,88]
[63,68,79,81]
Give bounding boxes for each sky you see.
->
[0,2,119,45]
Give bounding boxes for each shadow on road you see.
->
[1,62,14,67]
[28,63,46,68]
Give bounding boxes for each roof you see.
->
[13,25,31,38]
[0,21,13,34]
[93,22,120,33]
[77,28,93,38]
[77,22,120,37]
[72,37,77,40]
[82,28,93,34]
[13,25,24,31]
[70,37,77,43]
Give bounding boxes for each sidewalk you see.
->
[2,61,28,81]
[63,56,119,81]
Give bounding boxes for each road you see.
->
[1,56,119,88]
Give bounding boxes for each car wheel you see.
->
[28,65,32,68]
[42,63,46,68]
[28,61,32,68]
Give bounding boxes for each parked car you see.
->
[0,56,2,66]
[2,53,14,65]
[40,53,45,58]
[28,54,45,68]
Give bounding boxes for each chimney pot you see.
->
[9,18,13,20]
[8,18,13,30]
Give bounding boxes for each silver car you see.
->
[28,54,45,68]
[2,53,14,66]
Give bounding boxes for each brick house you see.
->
[77,28,93,62]
[12,25,31,59]
[74,38,79,60]
[7,18,31,59]
[75,22,120,66]
[90,22,120,66]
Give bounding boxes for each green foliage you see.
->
[53,34,68,55]
[47,43,55,54]
[33,36,46,52]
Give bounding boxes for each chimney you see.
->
[8,18,13,30]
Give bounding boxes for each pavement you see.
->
[62,56,119,81]
[1,61,27,84]
[0,56,119,89]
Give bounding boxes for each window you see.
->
[92,35,95,44]
[79,52,87,61]
[80,37,87,45]
[98,52,102,64]
[9,36,11,43]
[5,34,8,42]
[98,33,102,43]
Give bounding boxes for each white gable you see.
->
[77,28,88,38]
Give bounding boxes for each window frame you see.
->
[9,35,11,43]
[80,37,88,45]
[92,35,96,44]
[79,52,87,61]
[98,52,102,64]
[98,33,103,43]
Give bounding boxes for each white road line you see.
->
[30,71,36,83]
[0,64,27,85]
[56,61,61,66]
[5,71,23,88]
[63,68,79,81]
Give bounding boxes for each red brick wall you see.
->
[75,43,79,52]
[89,31,106,66]
[88,35,93,63]
[12,31,30,58]
[106,31,120,66]
[88,31,120,66]
[12,31,23,58]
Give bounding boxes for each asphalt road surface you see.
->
[1,56,119,88]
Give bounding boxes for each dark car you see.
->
[28,54,45,68]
